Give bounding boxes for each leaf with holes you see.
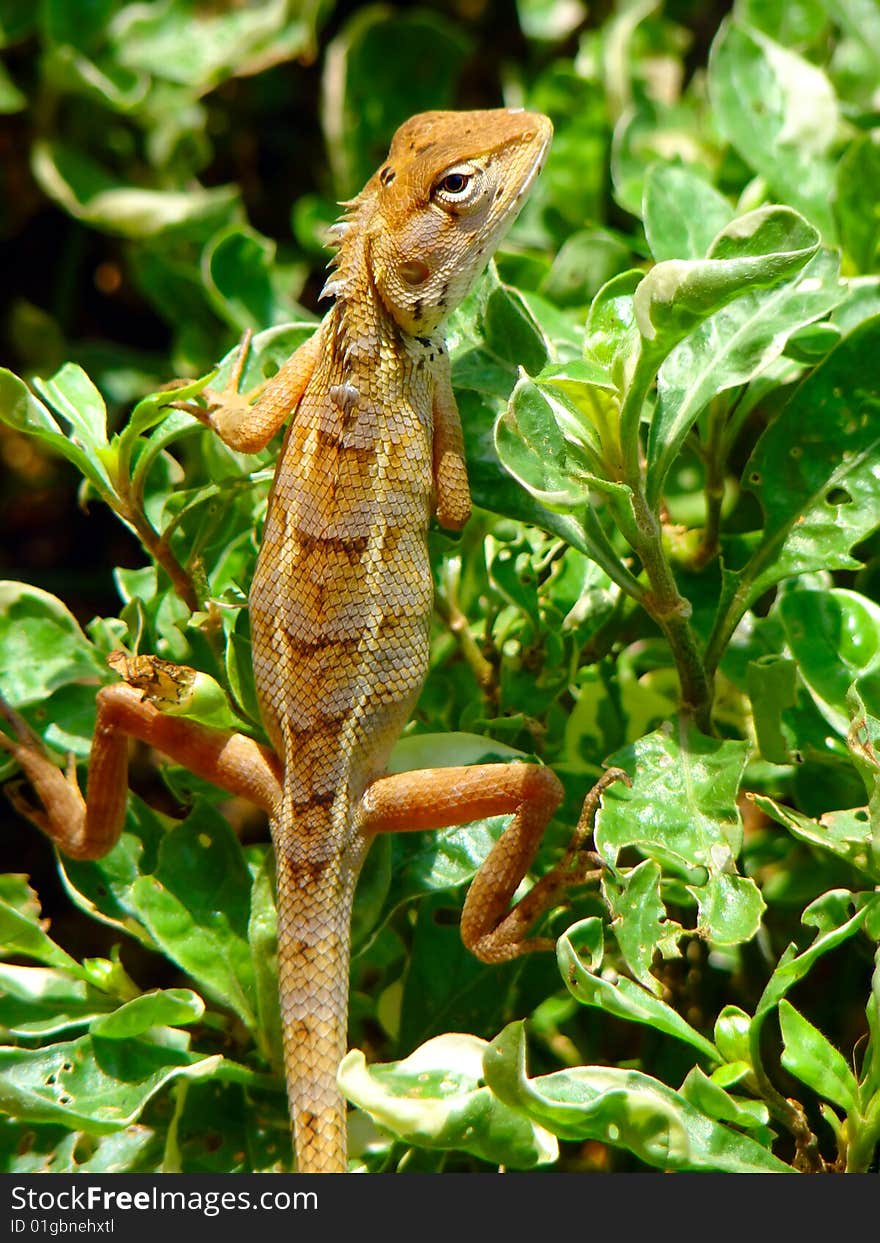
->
[482,1022,791,1172]
[557,918,717,1059]
[594,722,763,946]
[721,317,880,623]
[600,860,684,991]
[0,1033,263,1134]
[647,246,843,505]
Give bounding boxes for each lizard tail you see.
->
[271,808,365,1174]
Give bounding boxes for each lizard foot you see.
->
[169,328,273,443]
[0,695,86,839]
[556,766,631,883]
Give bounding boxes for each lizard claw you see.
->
[168,330,261,431]
[169,388,226,424]
[556,766,632,882]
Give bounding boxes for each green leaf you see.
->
[753,892,872,1065]
[481,276,549,376]
[679,1065,769,1133]
[709,20,839,239]
[322,9,472,196]
[0,1117,156,1173]
[746,656,798,764]
[751,797,877,881]
[558,918,718,1060]
[779,999,860,1115]
[61,801,259,1029]
[536,359,624,466]
[735,0,829,49]
[732,317,880,608]
[516,0,587,42]
[203,225,278,332]
[0,1033,261,1134]
[584,269,642,391]
[339,1033,558,1169]
[41,44,148,112]
[247,849,283,1071]
[495,372,589,512]
[601,860,683,990]
[647,245,842,504]
[633,207,820,356]
[835,278,880,334]
[58,798,165,949]
[714,1005,753,1066]
[779,587,880,736]
[111,0,328,88]
[31,363,108,457]
[31,141,240,239]
[0,965,113,1039]
[0,0,37,45]
[89,989,204,1039]
[0,877,82,974]
[539,229,633,309]
[642,164,735,262]
[475,390,640,598]
[835,135,880,273]
[203,226,307,332]
[0,370,113,493]
[0,57,25,111]
[0,582,109,716]
[127,804,258,1032]
[483,1022,792,1172]
[595,722,763,945]
[395,888,521,1053]
[862,948,880,1100]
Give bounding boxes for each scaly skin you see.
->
[250,110,553,1171]
[0,111,637,1178]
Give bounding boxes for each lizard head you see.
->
[327,108,553,339]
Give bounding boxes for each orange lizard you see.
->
[1,109,624,1173]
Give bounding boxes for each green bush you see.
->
[1,0,879,1173]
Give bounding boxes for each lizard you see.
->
[0,108,626,1173]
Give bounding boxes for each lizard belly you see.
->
[249,365,434,830]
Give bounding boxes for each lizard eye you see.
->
[432,164,480,205]
[439,172,469,194]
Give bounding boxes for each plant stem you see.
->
[123,502,200,615]
[703,576,749,680]
[436,557,499,711]
[628,488,713,731]
[693,398,727,569]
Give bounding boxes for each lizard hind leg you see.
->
[0,674,282,861]
[360,763,629,962]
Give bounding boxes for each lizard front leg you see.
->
[361,764,628,961]
[0,680,281,860]
[431,351,471,532]
[174,327,320,453]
